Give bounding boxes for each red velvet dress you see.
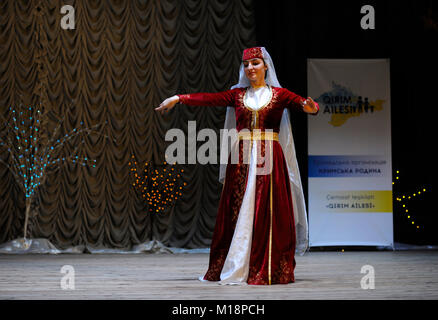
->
[177,86,317,285]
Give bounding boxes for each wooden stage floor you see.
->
[1,251,437,300]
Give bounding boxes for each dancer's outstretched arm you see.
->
[281,88,319,115]
[155,89,240,115]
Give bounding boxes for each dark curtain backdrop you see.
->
[0,0,256,248]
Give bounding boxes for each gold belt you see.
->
[238,131,279,141]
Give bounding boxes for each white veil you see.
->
[219,47,309,255]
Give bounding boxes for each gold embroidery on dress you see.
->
[231,162,248,224]
[180,94,191,103]
[204,250,227,281]
[272,253,294,284]
[237,90,245,108]
[269,88,279,107]
[243,85,273,112]
[248,265,268,285]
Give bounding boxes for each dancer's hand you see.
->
[302,97,319,114]
[155,95,179,115]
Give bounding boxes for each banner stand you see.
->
[307,59,393,249]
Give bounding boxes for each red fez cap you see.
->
[242,47,263,61]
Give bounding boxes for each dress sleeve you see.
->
[177,88,239,107]
[282,88,319,116]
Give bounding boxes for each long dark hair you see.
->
[262,58,268,79]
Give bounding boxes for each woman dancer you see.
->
[156,47,319,285]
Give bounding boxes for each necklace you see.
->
[251,84,267,89]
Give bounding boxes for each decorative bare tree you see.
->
[0,101,107,240]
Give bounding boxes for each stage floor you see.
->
[1,251,437,300]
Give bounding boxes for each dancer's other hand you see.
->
[155,95,179,115]
[302,97,319,114]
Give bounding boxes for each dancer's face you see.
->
[243,58,267,83]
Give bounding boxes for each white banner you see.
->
[307,59,393,248]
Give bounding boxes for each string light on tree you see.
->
[129,155,186,214]
[393,170,428,231]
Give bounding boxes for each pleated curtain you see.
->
[0,0,256,249]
